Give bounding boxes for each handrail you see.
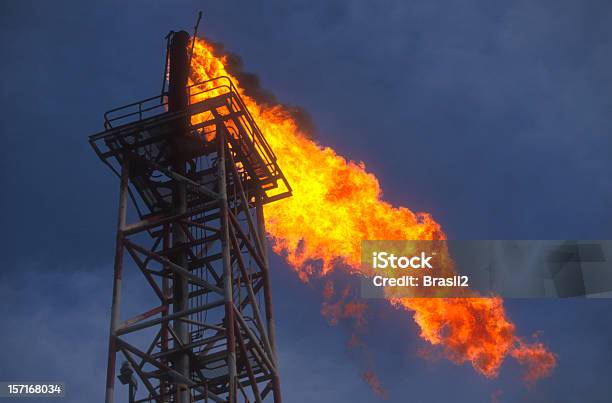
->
[94,74,292,203]
[103,76,236,130]
[101,74,282,177]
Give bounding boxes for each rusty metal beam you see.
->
[104,161,129,403]
[218,124,238,402]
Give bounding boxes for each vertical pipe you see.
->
[218,124,238,402]
[161,224,171,402]
[235,318,263,403]
[256,196,282,403]
[105,161,129,403]
[168,30,191,403]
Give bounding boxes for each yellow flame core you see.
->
[189,38,556,381]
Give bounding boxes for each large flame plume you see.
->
[189,37,556,384]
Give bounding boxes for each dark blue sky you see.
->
[1,1,612,402]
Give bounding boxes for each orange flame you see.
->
[511,337,558,384]
[189,38,556,383]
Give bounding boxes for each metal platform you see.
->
[90,76,291,217]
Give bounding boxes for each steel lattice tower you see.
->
[90,31,290,403]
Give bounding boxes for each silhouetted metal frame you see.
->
[93,74,286,402]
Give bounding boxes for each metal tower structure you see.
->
[90,30,290,403]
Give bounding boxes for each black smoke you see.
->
[205,38,316,138]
